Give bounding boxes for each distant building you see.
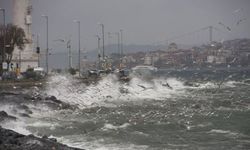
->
[206,48,233,64]
[168,43,178,51]
[144,53,153,65]
[215,56,226,64]
[207,55,216,63]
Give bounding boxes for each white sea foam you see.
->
[209,129,239,136]
[101,123,130,131]
[56,135,148,150]
[197,80,244,89]
[1,120,31,135]
[0,105,15,115]
[45,75,186,108]
[196,82,217,89]
[27,121,59,128]
[224,81,237,87]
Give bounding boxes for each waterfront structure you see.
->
[12,0,38,72]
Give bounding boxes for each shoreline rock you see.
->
[0,91,83,149]
[0,111,17,122]
[0,126,84,150]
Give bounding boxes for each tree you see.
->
[0,24,26,70]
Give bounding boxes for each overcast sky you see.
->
[0,0,250,52]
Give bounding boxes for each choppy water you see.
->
[1,69,250,150]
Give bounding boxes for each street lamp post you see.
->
[74,20,81,77]
[66,39,72,69]
[96,35,101,69]
[108,32,112,47]
[120,29,123,57]
[115,32,123,69]
[42,15,49,73]
[36,34,40,67]
[0,8,6,71]
[99,24,105,59]
[96,35,101,51]
[115,32,120,58]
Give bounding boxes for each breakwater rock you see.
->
[0,126,84,150]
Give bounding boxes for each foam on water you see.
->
[0,105,32,135]
[101,123,130,131]
[27,121,59,128]
[45,75,187,108]
[45,75,241,108]
[208,129,239,137]
[197,82,217,89]
[1,73,250,150]
[0,105,16,117]
[56,135,149,150]
[1,73,249,150]
[184,80,240,90]
[1,119,31,135]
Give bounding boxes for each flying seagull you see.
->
[233,8,243,15]
[218,22,231,32]
[236,18,247,26]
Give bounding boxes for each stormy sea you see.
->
[1,69,250,150]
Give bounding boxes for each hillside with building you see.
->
[106,39,250,69]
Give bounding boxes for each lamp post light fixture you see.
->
[41,15,49,73]
[74,20,81,76]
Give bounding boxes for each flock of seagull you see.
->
[218,8,247,32]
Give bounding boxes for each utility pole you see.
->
[120,29,123,57]
[36,34,40,67]
[108,32,112,47]
[0,8,6,72]
[115,32,122,69]
[42,15,49,73]
[116,32,120,58]
[78,21,81,76]
[99,24,105,59]
[67,39,72,69]
[74,20,81,76]
[96,35,101,69]
[209,26,213,43]
[18,50,21,69]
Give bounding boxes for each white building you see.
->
[12,0,38,72]
[207,55,216,63]
[144,54,153,65]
